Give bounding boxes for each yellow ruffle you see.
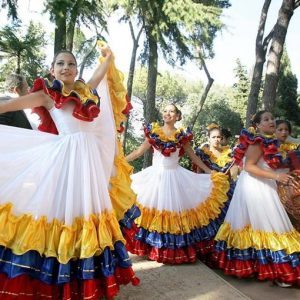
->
[0,202,125,264]
[109,140,137,220]
[215,222,300,254]
[150,122,185,142]
[135,172,229,234]
[98,48,128,132]
[201,146,232,167]
[279,142,299,159]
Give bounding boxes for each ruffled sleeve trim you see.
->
[233,129,283,169]
[144,122,193,157]
[31,78,100,134]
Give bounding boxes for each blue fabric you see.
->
[0,241,131,285]
[135,191,233,249]
[119,204,141,229]
[215,240,300,267]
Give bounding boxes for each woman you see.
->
[194,124,237,179]
[123,104,230,264]
[213,111,300,287]
[0,45,139,299]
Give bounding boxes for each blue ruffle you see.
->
[215,240,300,267]
[194,147,233,173]
[119,204,141,229]
[135,184,234,249]
[0,241,131,285]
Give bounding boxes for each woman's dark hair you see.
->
[251,110,269,128]
[221,128,232,139]
[170,103,182,121]
[276,119,292,134]
[51,50,77,68]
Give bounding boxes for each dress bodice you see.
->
[49,105,100,135]
[152,148,180,169]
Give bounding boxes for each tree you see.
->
[274,49,300,124]
[0,0,18,20]
[246,0,273,126]
[0,21,47,85]
[231,59,250,123]
[44,0,107,53]
[119,0,230,168]
[263,0,299,110]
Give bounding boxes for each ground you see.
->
[117,255,300,300]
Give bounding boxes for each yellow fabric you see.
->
[97,43,137,220]
[279,142,298,159]
[45,78,99,106]
[0,203,125,264]
[215,222,300,254]
[109,140,137,220]
[136,172,229,234]
[150,122,186,142]
[98,43,128,132]
[201,146,232,167]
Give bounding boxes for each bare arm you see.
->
[244,144,291,184]
[87,47,113,89]
[126,139,152,162]
[183,143,211,174]
[0,91,53,114]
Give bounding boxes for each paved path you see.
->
[117,255,250,300]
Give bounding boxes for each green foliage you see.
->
[0,21,47,86]
[275,50,300,125]
[0,0,19,20]
[230,59,250,123]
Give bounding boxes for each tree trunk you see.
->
[54,13,66,54]
[123,22,143,152]
[190,52,214,130]
[143,32,158,168]
[66,0,82,51]
[246,0,272,127]
[263,0,294,111]
[17,51,21,74]
[78,40,97,78]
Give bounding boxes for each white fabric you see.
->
[0,78,117,225]
[224,158,294,233]
[131,148,212,212]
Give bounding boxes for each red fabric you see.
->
[0,266,139,299]
[31,78,100,135]
[123,226,214,265]
[212,251,300,285]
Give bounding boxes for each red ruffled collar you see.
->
[31,78,100,134]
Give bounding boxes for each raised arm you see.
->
[87,47,113,89]
[0,91,53,114]
[126,139,152,162]
[244,144,291,184]
[183,143,211,174]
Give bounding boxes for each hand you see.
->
[275,173,292,184]
[100,45,112,59]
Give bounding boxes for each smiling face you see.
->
[162,104,179,125]
[276,122,290,142]
[256,112,275,135]
[50,52,78,86]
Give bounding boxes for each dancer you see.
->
[123,104,230,264]
[213,111,300,287]
[0,45,139,299]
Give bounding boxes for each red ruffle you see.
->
[0,266,139,299]
[123,226,214,264]
[31,78,100,134]
[213,251,300,285]
[233,130,282,169]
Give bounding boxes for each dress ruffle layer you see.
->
[214,224,300,285]
[135,172,229,234]
[125,172,231,264]
[0,203,125,264]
